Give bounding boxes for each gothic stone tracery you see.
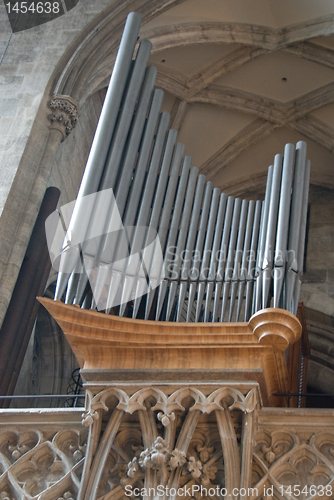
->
[1,387,334,500]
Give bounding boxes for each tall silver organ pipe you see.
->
[54,12,142,300]
[53,12,311,323]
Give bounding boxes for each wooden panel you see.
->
[38,298,302,407]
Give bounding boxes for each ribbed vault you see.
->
[49,0,334,193]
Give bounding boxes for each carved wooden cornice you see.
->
[38,298,302,407]
[47,95,79,140]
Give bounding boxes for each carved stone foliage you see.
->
[253,429,334,499]
[48,95,79,140]
[182,427,224,487]
[122,430,224,490]
[0,426,87,500]
[90,421,225,500]
[92,424,225,500]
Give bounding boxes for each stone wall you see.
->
[0,0,111,330]
[0,0,111,215]
[300,186,334,316]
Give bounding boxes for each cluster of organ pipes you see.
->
[53,12,310,323]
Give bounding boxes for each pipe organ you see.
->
[53,12,310,324]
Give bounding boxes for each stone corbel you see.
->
[48,95,79,141]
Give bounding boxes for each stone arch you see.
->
[53,13,334,102]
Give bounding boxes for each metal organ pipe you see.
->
[244,200,262,321]
[191,181,214,322]
[176,175,206,322]
[54,12,143,301]
[166,170,203,321]
[145,142,185,320]
[292,159,311,315]
[202,188,220,322]
[53,12,311,324]
[212,196,235,322]
[286,141,307,312]
[132,129,178,319]
[118,111,171,317]
[72,65,157,306]
[236,200,255,322]
[274,143,295,308]
[254,165,273,313]
[221,198,242,322]
[205,193,228,322]
[262,154,283,309]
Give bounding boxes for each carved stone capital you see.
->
[47,94,79,140]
